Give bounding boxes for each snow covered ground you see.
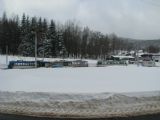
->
[0,54,160,93]
[0,64,160,93]
[0,54,160,117]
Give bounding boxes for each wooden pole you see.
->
[6,45,8,65]
[35,32,37,68]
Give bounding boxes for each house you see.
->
[141,54,153,61]
[111,55,135,64]
[141,53,160,67]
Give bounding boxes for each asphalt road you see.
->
[0,113,160,120]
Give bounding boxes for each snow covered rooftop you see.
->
[112,55,134,59]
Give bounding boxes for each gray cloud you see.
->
[0,0,160,39]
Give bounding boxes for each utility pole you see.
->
[42,49,44,61]
[6,45,8,65]
[35,32,37,68]
[137,50,139,66]
[42,34,46,61]
[135,43,139,67]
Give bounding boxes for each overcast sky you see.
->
[0,0,160,39]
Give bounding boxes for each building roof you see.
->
[112,55,134,59]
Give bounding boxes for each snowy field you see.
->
[0,54,160,93]
[0,66,160,93]
[0,55,160,92]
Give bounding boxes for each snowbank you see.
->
[0,91,160,117]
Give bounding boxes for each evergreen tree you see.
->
[43,35,52,57]
[18,15,37,56]
[47,20,57,57]
[18,14,32,56]
[1,12,9,54]
[9,16,21,55]
[29,17,38,56]
[37,17,44,57]
[56,30,67,57]
[40,18,49,58]
[81,27,90,58]
[18,13,27,55]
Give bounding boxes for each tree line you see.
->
[0,13,159,59]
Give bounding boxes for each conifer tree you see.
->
[56,30,67,58]
[47,20,57,57]
[37,17,44,57]
[18,13,28,56]
[18,16,36,56]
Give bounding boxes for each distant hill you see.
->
[137,39,160,48]
[120,38,160,49]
